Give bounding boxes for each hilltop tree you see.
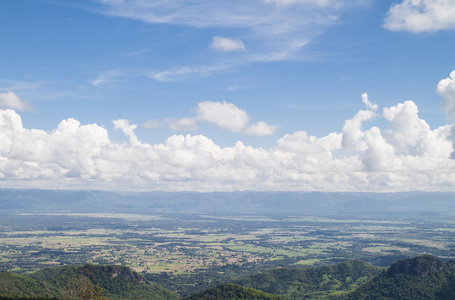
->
[64,275,107,300]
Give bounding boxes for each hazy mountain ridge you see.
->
[1,189,455,215]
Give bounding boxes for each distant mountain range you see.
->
[1,255,454,299]
[1,189,455,215]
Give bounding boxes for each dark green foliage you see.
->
[0,295,56,300]
[182,283,282,300]
[0,271,61,299]
[64,274,107,300]
[341,255,455,300]
[27,264,177,300]
[233,260,381,299]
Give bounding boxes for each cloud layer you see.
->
[1,72,455,192]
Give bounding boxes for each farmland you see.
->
[1,210,454,296]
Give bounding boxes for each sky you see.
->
[0,0,455,192]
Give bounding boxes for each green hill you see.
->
[26,263,177,300]
[232,260,381,299]
[182,283,282,300]
[2,256,455,300]
[341,254,455,300]
[0,271,60,299]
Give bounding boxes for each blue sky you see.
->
[1,0,455,192]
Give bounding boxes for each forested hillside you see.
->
[233,260,381,299]
[182,283,282,300]
[0,264,176,300]
[1,255,454,299]
[340,255,455,300]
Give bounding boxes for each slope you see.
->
[232,259,381,299]
[182,283,282,300]
[341,254,455,300]
[26,263,177,300]
[0,271,61,299]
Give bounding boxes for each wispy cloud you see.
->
[211,37,246,52]
[96,0,361,80]
[149,64,229,82]
[91,70,124,86]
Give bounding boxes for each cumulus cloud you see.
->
[195,100,278,136]
[341,93,377,151]
[211,37,246,52]
[113,119,141,146]
[384,0,455,32]
[2,72,455,192]
[383,100,451,157]
[142,101,277,135]
[0,91,33,111]
[196,101,250,132]
[437,70,455,117]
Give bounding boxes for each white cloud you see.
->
[361,92,378,111]
[2,73,455,192]
[384,0,455,32]
[142,101,277,135]
[0,101,454,192]
[149,65,228,82]
[196,101,250,132]
[0,91,33,111]
[245,121,279,136]
[341,93,377,151]
[437,70,455,117]
[113,119,141,146]
[383,100,452,157]
[211,37,246,52]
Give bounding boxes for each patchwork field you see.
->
[1,212,454,295]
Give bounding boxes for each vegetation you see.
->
[63,275,106,300]
[0,271,60,299]
[2,255,455,299]
[182,283,282,300]
[341,255,455,300]
[27,264,177,300]
[2,189,455,299]
[233,260,381,299]
[0,264,176,300]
